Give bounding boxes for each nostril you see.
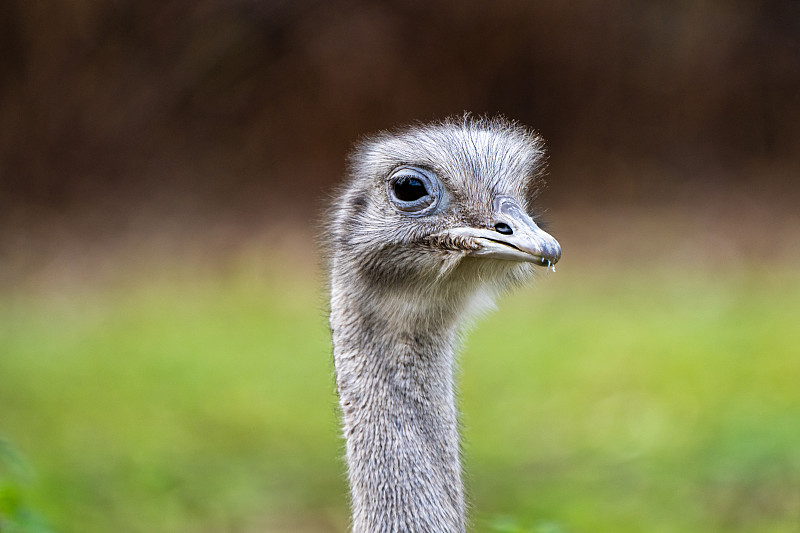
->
[494,222,513,235]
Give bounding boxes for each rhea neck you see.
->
[330,269,478,533]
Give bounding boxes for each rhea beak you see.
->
[445,196,561,267]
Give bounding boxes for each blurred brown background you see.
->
[1,0,799,282]
[2,4,799,531]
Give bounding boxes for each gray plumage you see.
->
[326,115,561,533]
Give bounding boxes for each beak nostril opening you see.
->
[494,222,513,235]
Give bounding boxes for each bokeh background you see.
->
[1,1,799,532]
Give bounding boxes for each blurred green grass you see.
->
[1,258,799,532]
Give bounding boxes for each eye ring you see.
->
[386,166,440,216]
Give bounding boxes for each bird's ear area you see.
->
[330,186,372,235]
[346,189,369,210]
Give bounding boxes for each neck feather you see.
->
[331,283,468,533]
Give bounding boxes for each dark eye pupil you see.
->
[393,177,428,202]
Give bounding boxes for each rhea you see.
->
[327,116,561,532]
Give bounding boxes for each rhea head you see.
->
[328,116,561,318]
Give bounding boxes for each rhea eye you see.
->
[387,166,440,216]
[393,176,428,201]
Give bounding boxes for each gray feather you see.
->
[326,114,554,532]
